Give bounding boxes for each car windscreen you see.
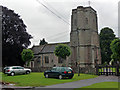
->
[4,67,10,69]
[62,67,72,71]
[52,67,57,71]
[12,67,18,69]
[52,67,61,71]
[17,67,24,69]
[67,67,72,70]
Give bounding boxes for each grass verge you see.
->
[74,82,119,90]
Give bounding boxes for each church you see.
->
[29,6,101,73]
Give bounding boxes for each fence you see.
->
[96,65,120,76]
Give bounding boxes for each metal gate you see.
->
[96,65,120,76]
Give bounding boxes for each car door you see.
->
[49,67,57,77]
[12,67,20,74]
[52,67,61,77]
[17,67,24,74]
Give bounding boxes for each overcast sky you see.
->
[0,0,119,48]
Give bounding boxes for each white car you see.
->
[4,66,31,76]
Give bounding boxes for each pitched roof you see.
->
[31,45,44,54]
[31,42,70,54]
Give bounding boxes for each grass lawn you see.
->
[74,82,119,90]
[1,72,97,87]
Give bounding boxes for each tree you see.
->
[99,27,116,64]
[110,39,120,63]
[21,49,34,66]
[54,44,71,60]
[2,6,32,66]
[39,38,48,45]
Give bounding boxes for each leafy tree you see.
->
[21,49,34,66]
[103,62,108,66]
[54,44,71,59]
[110,39,120,63]
[2,6,32,66]
[99,27,116,64]
[39,38,48,45]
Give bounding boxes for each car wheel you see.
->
[59,75,62,79]
[26,71,30,74]
[10,72,15,76]
[45,74,49,78]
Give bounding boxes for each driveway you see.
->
[1,76,119,90]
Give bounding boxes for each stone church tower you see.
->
[70,6,101,68]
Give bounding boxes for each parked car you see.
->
[44,67,74,79]
[3,66,31,76]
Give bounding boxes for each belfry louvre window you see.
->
[45,56,49,63]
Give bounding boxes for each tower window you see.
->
[85,18,88,24]
[74,19,77,26]
[51,59,53,63]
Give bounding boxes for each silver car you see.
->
[4,66,31,76]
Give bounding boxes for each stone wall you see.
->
[72,66,96,74]
[27,67,52,72]
[28,66,96,74]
